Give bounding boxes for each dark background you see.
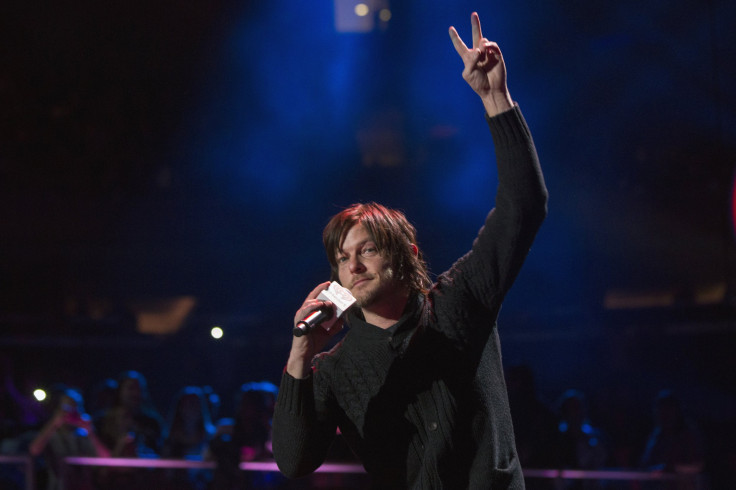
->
[1,0,735,459]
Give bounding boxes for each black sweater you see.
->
[273,105,548,489]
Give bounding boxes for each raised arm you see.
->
[439,13,548,321]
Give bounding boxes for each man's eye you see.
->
[337,256,348,264]
[362,247,377,256]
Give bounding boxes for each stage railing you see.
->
[2,455,700,489]
[0,455,34,490]
[64,456,366,473]
[523,467,698,481]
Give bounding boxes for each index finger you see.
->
[306,281,332,300]
[471,12,482,49]
[448,26,469,56]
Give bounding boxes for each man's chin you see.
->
[352,292,375,309]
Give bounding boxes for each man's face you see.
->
[336,224,400,310]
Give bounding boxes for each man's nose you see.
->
[348,256,365,273]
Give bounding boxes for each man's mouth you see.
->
[352,277,371,288]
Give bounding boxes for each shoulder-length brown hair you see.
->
[322,202,431,294]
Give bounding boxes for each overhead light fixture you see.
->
[334,0,391,33]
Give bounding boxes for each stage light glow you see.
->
[335,0,389,32]
[34,389,47,401]
[210,326,224,339]
[354,3,369,17]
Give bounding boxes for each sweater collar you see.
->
[346,294,424,348]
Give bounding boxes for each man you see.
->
[272,12,548,489]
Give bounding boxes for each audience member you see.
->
[0,355,726,490]
[93,371,163,489]
[205,381,281,490]
[553,389,608,489]
[640,389,704,490]
[163,386,216,459]
[1,356,45,444]
[160,386,216,490]
[29,385,110,490]
[96,370,163,457]
[592,377,649,469]
[1,356,45,489]
[86,378,118,422]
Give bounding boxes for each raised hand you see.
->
[449,12,513,116]
[287,282,344,379]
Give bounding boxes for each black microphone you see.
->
[293,305,335,337]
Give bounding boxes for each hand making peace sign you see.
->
[449,12,514,117]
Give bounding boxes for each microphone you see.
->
[292,282,356,337]
[293,305,334,337]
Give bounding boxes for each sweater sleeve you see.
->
[438,104,548,320]
[271,370,338,478]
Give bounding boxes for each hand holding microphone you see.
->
[288,282,356,379]
[293,282,356,337]
[293,303,334,337]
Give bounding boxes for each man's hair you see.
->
[323,202,431,294]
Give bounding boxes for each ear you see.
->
[410,244,419,257]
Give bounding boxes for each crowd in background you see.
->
[1,367,283,490]
[1,359,734,490]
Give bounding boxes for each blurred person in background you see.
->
[160,386,216,490]
[96,370,162,457]
[1,356,45,450]
[95,370,163,489]
[29,385,110,490]
[205,381,281,490]
[553,389,608,490]
[640,390,704,490]
[163,386,216,459]
[86,377,118,423]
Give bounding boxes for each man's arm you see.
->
[272,370,338,477]
[443,13,548,314]
[272,283,343,477]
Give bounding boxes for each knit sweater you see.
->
[272,105,548,489]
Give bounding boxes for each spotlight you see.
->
[335,0,391,32]
[210,326,224,339]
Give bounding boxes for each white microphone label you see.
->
[317,282,356,317]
